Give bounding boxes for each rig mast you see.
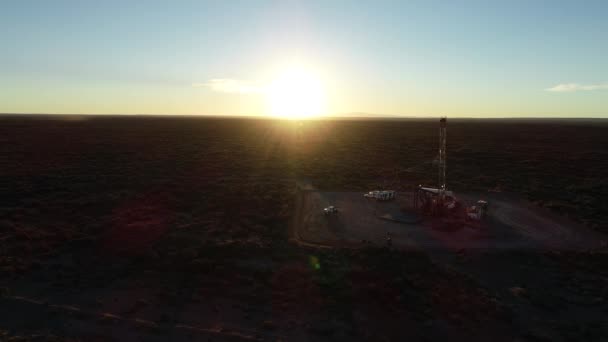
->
[438,117,447,202]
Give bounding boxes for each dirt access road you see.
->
[289,183,608,340]
[291,185,606,252]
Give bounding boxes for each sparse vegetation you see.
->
[0,116,606,340]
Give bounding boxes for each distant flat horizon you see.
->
[2,113,607,121]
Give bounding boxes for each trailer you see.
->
[364,190,396,201]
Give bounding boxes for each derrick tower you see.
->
[438,117,447,202]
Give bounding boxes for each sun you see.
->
[267,68,326,119]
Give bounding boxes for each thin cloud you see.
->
[545,83,608,92]
[193,79,268,94]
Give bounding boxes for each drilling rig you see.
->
[414,117,456,216]
[438,117,447,205]
[414,117,488,223]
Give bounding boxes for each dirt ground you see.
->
[293,189,606,251]
[1,116,607,341]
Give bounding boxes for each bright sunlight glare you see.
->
[267,68,326,119]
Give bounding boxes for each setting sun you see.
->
[267,68,326,119]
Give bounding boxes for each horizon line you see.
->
[0,112,607,120]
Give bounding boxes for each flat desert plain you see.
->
[1,116,607,341]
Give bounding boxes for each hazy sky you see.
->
[1,0,607,117]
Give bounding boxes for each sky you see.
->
[0,0,607,117]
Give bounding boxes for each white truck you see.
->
[323,206,338,215]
